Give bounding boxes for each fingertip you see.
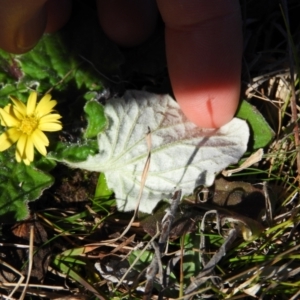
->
[175,85,240,128]
[157,0,243,128]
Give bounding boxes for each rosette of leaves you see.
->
[0,21,111,221]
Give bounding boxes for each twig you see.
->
[78,54,123,84]
[44,69,73,95]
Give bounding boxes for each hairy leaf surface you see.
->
[60,91,249,213]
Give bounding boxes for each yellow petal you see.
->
[26,91,37,115]
[16,152,21,163]
[31,129,49,156]
[32,128,49,145]
[39,114,62,124]
[0,108,20,127]
[11,104,24,120]
[35,94,57,117]
[0,128,21,151]
[25,136,34,163]
[39,122,62,132]
[16,134,27,162]
[33,141,47,156]
[23,158,31,165]
[1,104,12,126]
[10,96,26,116]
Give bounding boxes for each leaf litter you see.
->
[1,1,300,299]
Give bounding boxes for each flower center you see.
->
[19,115,38,135]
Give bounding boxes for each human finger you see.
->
[157,0,242,128]
[44,0,72,33]
[0,0,71,54]
[96,0,158,47]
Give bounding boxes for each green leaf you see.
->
[48,140,98,163]
[128,249,153,273]
[0,83,28,104]
[94,173,113,200]
[54,255,86,265]
[84,101,107,138]
[181,234,202,280]
[236,100,274,149]
[15,33,104,93]
[33,155,57,173]
[52,257,103,297]
[0,30,106,102]
[0,151,54,222]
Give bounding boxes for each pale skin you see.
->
[0,0,242,128]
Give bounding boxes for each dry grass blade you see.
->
[222,148,264,176]
[289,288,300,300]
[111,227,160,293]
[0,283,68,290]
[143,241,161,300]
[159,190,182,252]
[19,225,34,300]
[0,260,25,299]
[143,190,181,299]
[280,0,300,181]
[105,128,152,244]
[184,211,239,297]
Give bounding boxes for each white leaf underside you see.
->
[63,90,249,213]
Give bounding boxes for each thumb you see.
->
[0,0,71,54]
[0,0,47,53]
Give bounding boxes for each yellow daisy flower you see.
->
[0,91,62,165]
